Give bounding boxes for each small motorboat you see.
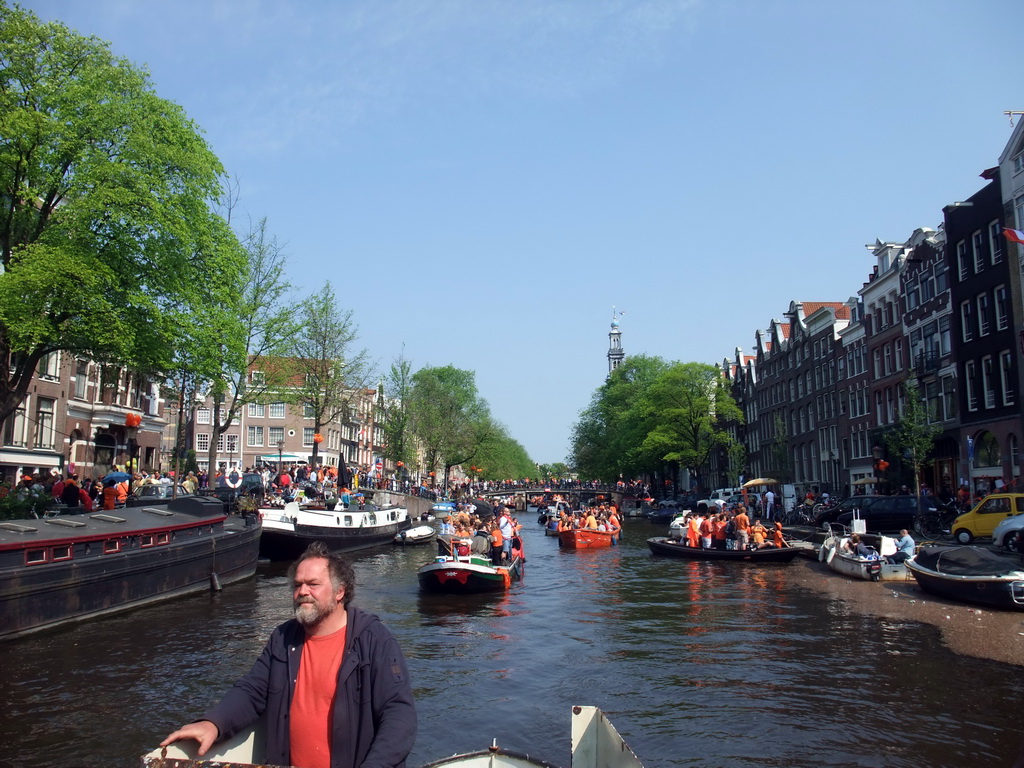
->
[394,525,436,545]
[420,707,643,768]
[558,528,618,549]
[143,706,643,768]
[905,545,1024,610]
[647,536,802,563]
[818,525,911,582]
[418,536,526,594]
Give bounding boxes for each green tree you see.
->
[569,355,670,482]
[380,349,414,470]
[0,4,241,422]
[408,365,492,490]
[885,379,941,499]
[639,362,743,487]
[472,425,535,480]
[289,283,372,468]
[199,219,298,474]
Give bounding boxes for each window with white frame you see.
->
[894,338,903,370]
[942,375,956,421]
[250,370,266,385]
[303,427,315,446]
[2,399,26,448]
[921,270,935,302]
[303,403,315,419]
[34,398,55,450]
[216,433,225,452]
[247,425,264,446]
[248,402,265,418]
[982,356,996,409]
[270,402,286,418]
[226,434,238,454]
[939,315,951,355]
[196,408,211,425]
[883,345,892,375]
[995,285,1009,331]
[269,426,284,445]
[965,361,978,411]
[74,358,89,400]
[957,240,969,280]
[973,230,985,273]
[196,433,211,452]
[990,220,1004,264]
[37,351,60,381]
[906,278,920,310]
[960,301,974,342]
[978,293,991,336]
[1001,350,1015,406]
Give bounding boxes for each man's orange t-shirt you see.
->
[289,626,347,768]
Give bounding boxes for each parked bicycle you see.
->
[912,499,960,540]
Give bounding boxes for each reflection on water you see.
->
[2,522,1023,768]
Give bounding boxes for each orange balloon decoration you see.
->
[313,433,324,444]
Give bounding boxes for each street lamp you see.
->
[277,439,284,472]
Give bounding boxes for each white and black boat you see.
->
[0,495,261,643]
[394,525,437,545]
[144,706,642,768]
[905,545,1024,610]
[259,501,411,560]
[818,526,911,582]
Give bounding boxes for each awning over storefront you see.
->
[258,453,304,463]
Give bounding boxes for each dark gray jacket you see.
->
[204,605,416,768]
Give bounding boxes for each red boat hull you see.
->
[558,528,617,549]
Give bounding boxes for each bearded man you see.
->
[161,542,416,768]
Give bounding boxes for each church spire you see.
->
[608,307,625,376]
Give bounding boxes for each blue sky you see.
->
[22,0,1023,465]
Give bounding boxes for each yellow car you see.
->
[951,493,1024,544]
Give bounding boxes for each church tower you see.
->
[608,309,625,376]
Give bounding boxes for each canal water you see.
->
[2,519,1023,768]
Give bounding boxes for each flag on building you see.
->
[1003,228,1024,245]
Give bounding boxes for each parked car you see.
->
[702,488,762,510]
[133,484,193,500]
[814,496,887,529]
[991,513,1024,551]
[835,495,939,532]
[950,493,1024,544]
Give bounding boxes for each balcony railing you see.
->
[914,351,940,377]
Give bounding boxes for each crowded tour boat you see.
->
[650,504,802,563]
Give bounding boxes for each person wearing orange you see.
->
[583,508,598,530]
[490,523,504,565]
[699,514,714,549]
[686,514,700,548]
[750,520,768,549]
[772,521,787,548]
[101,479,119,510]
[712,513,728,550]
[161,541,416,768]
[734,506,751,551]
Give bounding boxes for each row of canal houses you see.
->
[0,355,392,486]
[714,121,1024,500]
